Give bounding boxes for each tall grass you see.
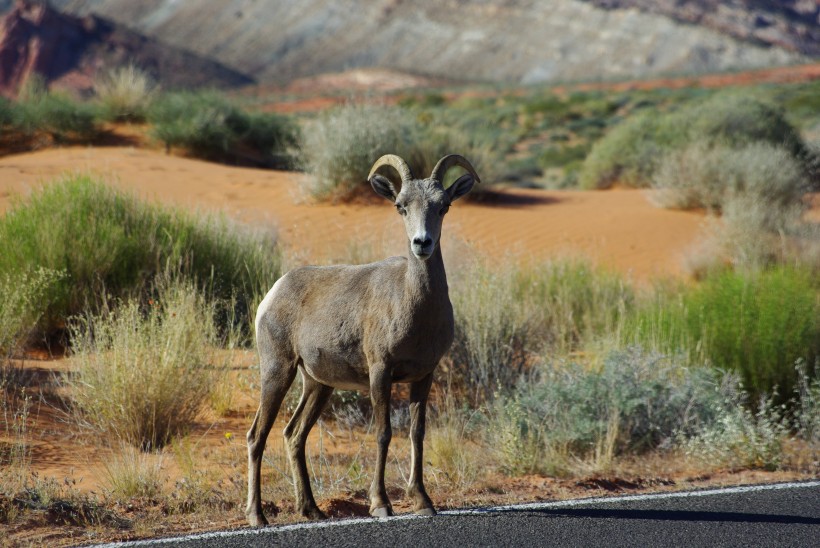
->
[625,267,820,403]
[300,103,500,202]
[448,258,633,403]
[66,277,221,449]
[0,175,281,338]
[148,91,297,167]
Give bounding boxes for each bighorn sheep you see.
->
[246,154,479,525]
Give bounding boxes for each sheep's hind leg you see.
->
[407,373,436,515]
[246,345,297,527]
[283,371,334,520]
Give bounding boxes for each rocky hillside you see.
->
[0,1,252,97]
[583,1,820,56]
[44,0,808,86]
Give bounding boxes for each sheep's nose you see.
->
[413,237,433,248]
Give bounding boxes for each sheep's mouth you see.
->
[411,246,434,260]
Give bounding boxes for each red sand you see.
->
[0,146,708,279]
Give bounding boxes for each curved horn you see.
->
[368,154,413,184]
[430,154,481,186]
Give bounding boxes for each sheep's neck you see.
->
[405,243,448,304]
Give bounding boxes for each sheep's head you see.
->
[369,154,480,260]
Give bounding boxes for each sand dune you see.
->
[0,146,708,279]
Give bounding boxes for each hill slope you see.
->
[50,0,806,85]
[583,1,820,56]
[0,1,253,97]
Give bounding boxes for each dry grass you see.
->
[95,64,157,123]
[101,444,166,503]
[64,277,223,450]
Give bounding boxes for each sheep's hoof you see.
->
[371,506,393,518]
[302,506,328,521]
[415,507,436,517]
[247,512,268,527]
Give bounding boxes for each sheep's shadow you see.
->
[469,190,560,208]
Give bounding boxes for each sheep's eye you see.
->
[395,204,407,215]
[439,205,450,216]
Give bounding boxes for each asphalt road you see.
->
[101,481,820,547]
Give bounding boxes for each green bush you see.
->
[578,111,679,189]
[149,91,297,167]
[625,267,820,403]
[11,79,101,142]
[688,93,805,158]
[537,144,589,170]
[300,103,500,202]
[0,268,64,357]
[0,175,281,338]
[579,93,809,190]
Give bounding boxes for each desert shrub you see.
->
[511,259,633,354]
[448,264,534,404]
[625,267,820,403]
[0,388,31,495]
[688,93,806,158]
[13,78,100,142]
[652,142,809,212]
[537,144,589,170]
[66,278,220,449]
[95,64,157,123]
[101,444,165,502]
[426,404,481,489]
[680,391,789,471]
[0,268,64,358]
[0,97,14,127]
[579,93,808,190]
[793,359,820,443]
[300,103,500,202]
[718,195,816,271]
[448,259,633,403]
[653,142,817,269]
[578,111,680,189]
[149,91,297,167]
[0,175,281,338]
[486,348,733,475]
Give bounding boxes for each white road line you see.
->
[96,480,820,547]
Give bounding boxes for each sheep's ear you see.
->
[446,173,475,202]
[370,175,398,201]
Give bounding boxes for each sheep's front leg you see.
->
[407,373,435,515]
[369,366,393,517]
